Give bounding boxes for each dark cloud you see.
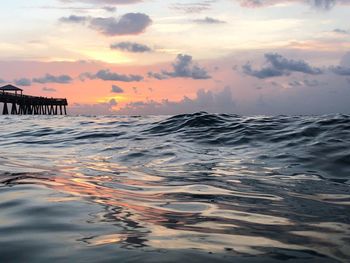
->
[59,13,152,36]
[33,74,73,84]
[59,15,88,24]
[242,63,285,79]
[242,53,323,79]
[333,28,349,34]
[266,53,323,74]
[42,87,57,92]
[89,13,152,36]
[193,17,226,24]
[110,41,152,52]
[111,85,124,93]
[15,78,32,86]
[82,69,144,82]
[117,87,235,115]
[148,54,211,80]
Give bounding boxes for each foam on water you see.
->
[0,113,349,262]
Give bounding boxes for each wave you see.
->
[145,112,350,178]
[0,113,349,262]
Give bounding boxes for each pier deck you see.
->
[0,85,68,115]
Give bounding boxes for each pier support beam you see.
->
[11,103,17,115]
[3,103,8,115]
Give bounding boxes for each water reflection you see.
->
[0,114,350,262]
[1,157,349,262]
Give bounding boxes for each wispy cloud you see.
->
[81,69,144,82]
[193,17,226,24]
[236,0,340,10]
[110,42,152,53]
[60,0,142,4]
[59,15,89,24]
[170,1,218,13]
[15,78,32,86]
[42,87,57,92]
[33,74,73,84]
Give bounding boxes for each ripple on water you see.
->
[0,113,349,262]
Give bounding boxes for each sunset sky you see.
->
[0,0,349,115]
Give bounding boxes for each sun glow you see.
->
[82,50,133,64]
[98,95,128,104]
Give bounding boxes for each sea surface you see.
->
[0,112,349,262]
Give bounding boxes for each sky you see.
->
[0,0,349,115]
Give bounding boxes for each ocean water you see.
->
[0,112,349,262]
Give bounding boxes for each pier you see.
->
[0,84,68,115]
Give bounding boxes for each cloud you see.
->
[242,64,285,79]
[147,72,169,80]
[70,99,117,115]
[111,85,124,93]
[309,0,337,9]
[170,1,217,13]
[15,78,32,86]
[42,87,57,92]
[329,66,350,76]
[82,69,144,82]
[110,41,152,52]
[328,53,350,76]
[117,87,235,115]
[89,13,152,36]
[148,54,211,80]
[333,28,349,34]
[236,0,340,10]
[242,53,323,79]
[60,0,142,4]
[33,74,73,84]
[59,13,152,36]
[193,17,226,24]
[0,79,5,84]
[59,15,89,24]
[103,6,117,12]
[288,79,324,87]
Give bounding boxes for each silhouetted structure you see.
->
[0,84,68,115]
